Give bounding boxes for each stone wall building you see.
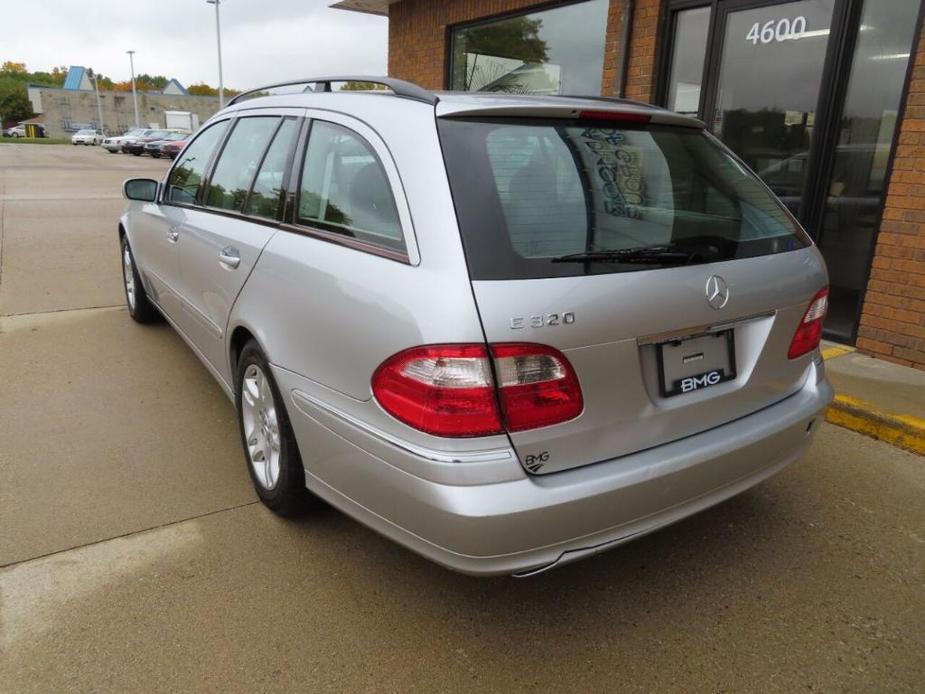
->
[26,66,220,138]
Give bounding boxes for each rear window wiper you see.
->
[551,245,694,264]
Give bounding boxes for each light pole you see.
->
[87,68,105,135]
[206,0,225,108]
[126,50,140,128]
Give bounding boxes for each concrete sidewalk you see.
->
[822,341,925,455]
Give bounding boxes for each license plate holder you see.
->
[657,330,737,397]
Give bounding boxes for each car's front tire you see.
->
[121,237,161,324]
[235,340,315,517]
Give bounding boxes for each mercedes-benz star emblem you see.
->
[705,275,729,310]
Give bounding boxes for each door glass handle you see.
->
[219,246,241,269]
[167,227,180,243]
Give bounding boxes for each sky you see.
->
[0,0,388,90]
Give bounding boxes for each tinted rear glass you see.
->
[438,118,809,280]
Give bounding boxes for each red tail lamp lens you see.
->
[491,343,583,432]
[371,345,502,437]
[788,287,829,359]
[372,343,583,437]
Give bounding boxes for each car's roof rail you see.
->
[226,76,438,107]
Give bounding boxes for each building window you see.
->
[666,6,711,115]
[449,0,610,95]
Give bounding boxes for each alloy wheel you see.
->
[122,246,136,312]
[241,364,282,490]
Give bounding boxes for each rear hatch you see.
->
[437,100,828,475]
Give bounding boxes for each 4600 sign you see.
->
[746,16,807,44]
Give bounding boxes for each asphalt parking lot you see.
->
[1,143,924,693]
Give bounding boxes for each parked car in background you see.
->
[160,137,188,160]
[4,125,26,138]
[72,129,103,146]
[117,77,834,577]
[122,129,178,156]
[103,128,151,153]
[144,131,188,158]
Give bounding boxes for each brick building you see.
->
[333,0,925,368]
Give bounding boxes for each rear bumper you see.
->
[282,360,833,576]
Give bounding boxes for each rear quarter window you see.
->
[296,120,405,253]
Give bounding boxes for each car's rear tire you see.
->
[121,236,161,324]
[235,340,315,517]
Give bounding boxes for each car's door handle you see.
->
[167,226,180,243]
[219,246,241,269]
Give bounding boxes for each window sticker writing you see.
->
[579,128,646,219]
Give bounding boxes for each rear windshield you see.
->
[438,118,810,280]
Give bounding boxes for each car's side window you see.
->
[166,121,229,204]
[245,118,299,220]
[205,117,280,212]
[297,120,404,252]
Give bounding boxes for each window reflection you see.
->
[712,0,836,218]
[246,119,298,220]
[297,121,404,250]
[206,117,279,212]
[167,121,229,204]
[667,7,711,115]
[449,0,610,95]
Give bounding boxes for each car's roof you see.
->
[221,84,704,130]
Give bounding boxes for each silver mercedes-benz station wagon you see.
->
[119,77,833,576]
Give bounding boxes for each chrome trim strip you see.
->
[636,310,776,346]
[291,389,518,465]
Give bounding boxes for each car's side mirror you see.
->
[123,178,159,202]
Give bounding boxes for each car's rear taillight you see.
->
[371,345,502,437]
[371,343,583,437]
[788,287,829,359]
[491,343,583,432]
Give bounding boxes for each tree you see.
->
[451,16,550,91]
[340,81,388,91]
[187,83,218,96]
[0,77,33,123]
[135,73,169,90]
[1,61,28,75]
[1,62,67,88]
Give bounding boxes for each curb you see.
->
[820,344,925,455]
[825,395,925,455]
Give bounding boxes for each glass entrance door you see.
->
[812,0,921,340]
[708,0,836,219]
[661,0,921,343]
